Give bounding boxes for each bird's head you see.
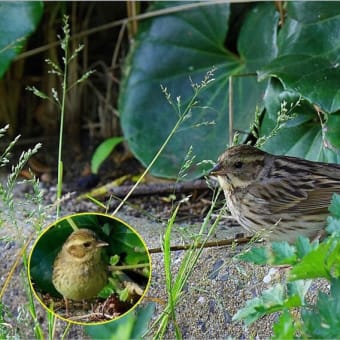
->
[210,144,266,190]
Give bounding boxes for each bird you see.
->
[210,144,340,243]
[52,228,108,313]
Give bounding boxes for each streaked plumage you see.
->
[211,144,340,243]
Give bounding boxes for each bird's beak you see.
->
[96,241,109,248]
[209,162,223,176]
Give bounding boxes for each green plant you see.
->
[0,125,45,338]
[0,2,43,78]
[112,68,216,215]
[1,15,95,338]
[87,68,220,338]
[135,70,224,338]
[150,188,224,338]
[27,15,95,217]
[119,1,340,179]
[233,193,340,338]
[91,136,124,174]
[29,214,150,304]
[85,303,155,339]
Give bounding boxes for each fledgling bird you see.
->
[211,144,340,243]
[52,228,108,313]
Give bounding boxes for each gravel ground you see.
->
[0,177,330,339]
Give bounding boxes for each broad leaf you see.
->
[327,194,340,235]
[259,55,340,113]
[302,278,340,338]
[85,303,155,339]
[325,113,340,149]
[233,284,301,326]
[271,242,297,265]
[295,236,315,259]
[272,310,295,339]
[120,2,278,179]
[238,241,298,266]
[91,136,124,174]
[289,240,333,281]
[0,2,43,78]
[328,193,340,219]
[237,245,270,265]
[259,2,340,113]
[261,81,340,163]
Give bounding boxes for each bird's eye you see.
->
[234,161,243,169]
[83,242,92,248]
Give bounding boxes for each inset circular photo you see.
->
[28,213,151,325]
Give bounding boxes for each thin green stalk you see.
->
[109,263,150,270]
[66,217,78,231]
[112,113,186,216]
[27,15,93,218]
[171,190,223,302]
[56,18,70,218]
[112,69,215,216]
[61,322,72,340]
[47,304,57,340]
[22,252,44,340]
[163,204,181,338]
[152,188,224,338]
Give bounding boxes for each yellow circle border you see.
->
[27,212,152,326]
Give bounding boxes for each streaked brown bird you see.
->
[52,228,108,312]
[210,144,340,243]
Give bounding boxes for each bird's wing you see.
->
[248,176,340,214]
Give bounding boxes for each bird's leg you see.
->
[64,297,70,316]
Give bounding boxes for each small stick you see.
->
[108,179,212,198]
[148,236,252,254]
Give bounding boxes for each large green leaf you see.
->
[119,2,278,179]
[326,113,340,149]
[302,278,340,338]
[286,2,340,26]
[0,2,43,78]
[259,2,340,113]
[261,79,340,163]
[85,303,155,339]
[259,55,340,113]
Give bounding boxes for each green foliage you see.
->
[113,68,217,216]
[27,15,95,217]
[0,126,42,226]
[85,303,155,340]
[120,2,340,179]
[238,237,319,266]
[234,193,340,338]
[120,2,276,179]
[272,310,295,340]
[0,126,47,338]
[28,213,150,298]
[289,238,340,281]
[0,2,43,78]
[260,1,340,161]
[91,136,124,174]
[260,2,340,113]
[151,189,224,338]
[233,281,308,326]
[302,278,340,338]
